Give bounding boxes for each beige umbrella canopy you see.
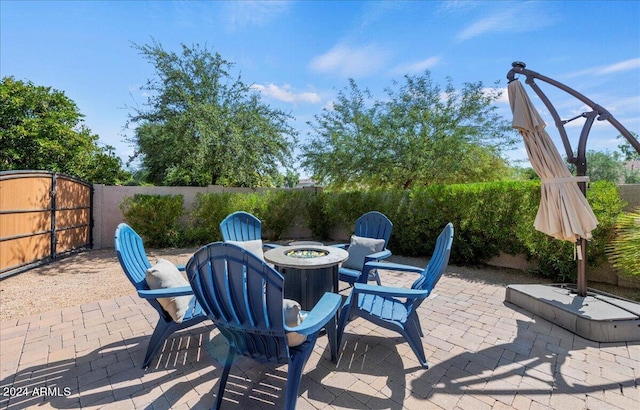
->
[508,80,598,243]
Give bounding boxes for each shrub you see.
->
[182,193,234,245]
[120,194,184,247]
[262,190,308,240]
[607,207,640,277]
[303,190,335,240]
[514,181,624,281]
[118,181,625,283]
[184,190,309,244]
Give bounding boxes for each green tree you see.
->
[622,167,640,184]
[301,73,516,189]
[585,150,622,182]
[275,170,300,188]
[0,76,129,184]
[127,41,297,187]
[512,166,539,181]
[618,133,640,162]
[567,149,640,184]
[617,133,640,183]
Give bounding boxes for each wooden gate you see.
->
[0,171,92,279]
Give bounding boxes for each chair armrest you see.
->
[364,249,392,264]
[363,261,424,274]
[263,243,282,249]
[352,283,430,299]
[138,286,194,299]
[176,264,186,271]
[331,243,348,249]
[285,292,342,336]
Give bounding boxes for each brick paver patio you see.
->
[1,259,638,409]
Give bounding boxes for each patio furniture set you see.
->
[115,211,454,409]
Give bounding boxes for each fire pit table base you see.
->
[277,265,338,311]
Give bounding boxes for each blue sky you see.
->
[2,0,639,174]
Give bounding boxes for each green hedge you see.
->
[120,181,624,281]
[119,194,184,247]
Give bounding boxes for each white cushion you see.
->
[283,299,307,347]
[226,239,265,260]
[342,235,385,270]
[145,259,192,323]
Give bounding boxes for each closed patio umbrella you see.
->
[506,61,640,297]
[507,80,598,243]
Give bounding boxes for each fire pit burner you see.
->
[284,248,329,258]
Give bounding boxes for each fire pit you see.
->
[284,248,329,258]
[263,245,348,309]
[264,244,348,362]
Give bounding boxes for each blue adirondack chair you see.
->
[336,211,393,286]
[186,242,342,410]
[219,211,280,249]
[337,223,454,368]
[115,223,208,368]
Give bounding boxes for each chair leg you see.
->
[284,345,315,410]
[326,314,338,362]
[143,319,175,368]
[336,297,354,349]
[372,269,381,285]
[408,313,424,337]
[213,349,236,409]
[402,318,428,368]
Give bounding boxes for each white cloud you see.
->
[251,83,321,104]
[456,3,558,41]
[567,58,640,78]
[457,12,508,40]
[598,58,640,75]
[601,95,640,116]
[490,87,510,105]
[438,0,481,13]
[391,57,441,75]
[223,1,290,30]
[309,43,391,78]
[323,100,335,111]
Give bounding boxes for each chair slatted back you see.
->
[354,211,393,246]
[187,242,289,363]
[409,223,454,310]
[115,223,171,320]
[115,223,153,291]
[219,211,262,242]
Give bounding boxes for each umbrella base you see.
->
[505,284,640,343]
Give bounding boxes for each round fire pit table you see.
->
[264,244,348,362]
[264,245,348,310]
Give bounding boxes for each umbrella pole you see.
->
[576,140,589,297]
[577,237,588,296]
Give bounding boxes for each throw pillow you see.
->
[226,239,265,260]
[145,259,193,323]
[342,235,385,271]
[283,299,307,347]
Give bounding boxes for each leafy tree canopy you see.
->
[584,150,624,183]
[0,76,129,184]
[569,149,640,184]
[127,41,298,187]
[301,73,516,189]
[618,133,640,162]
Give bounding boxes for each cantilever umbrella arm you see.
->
[507,61,640,174]
[507,61,640,163]
[507,61,640,297]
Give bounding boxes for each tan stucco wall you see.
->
[94,184,243,249]
[619,184,640,211]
